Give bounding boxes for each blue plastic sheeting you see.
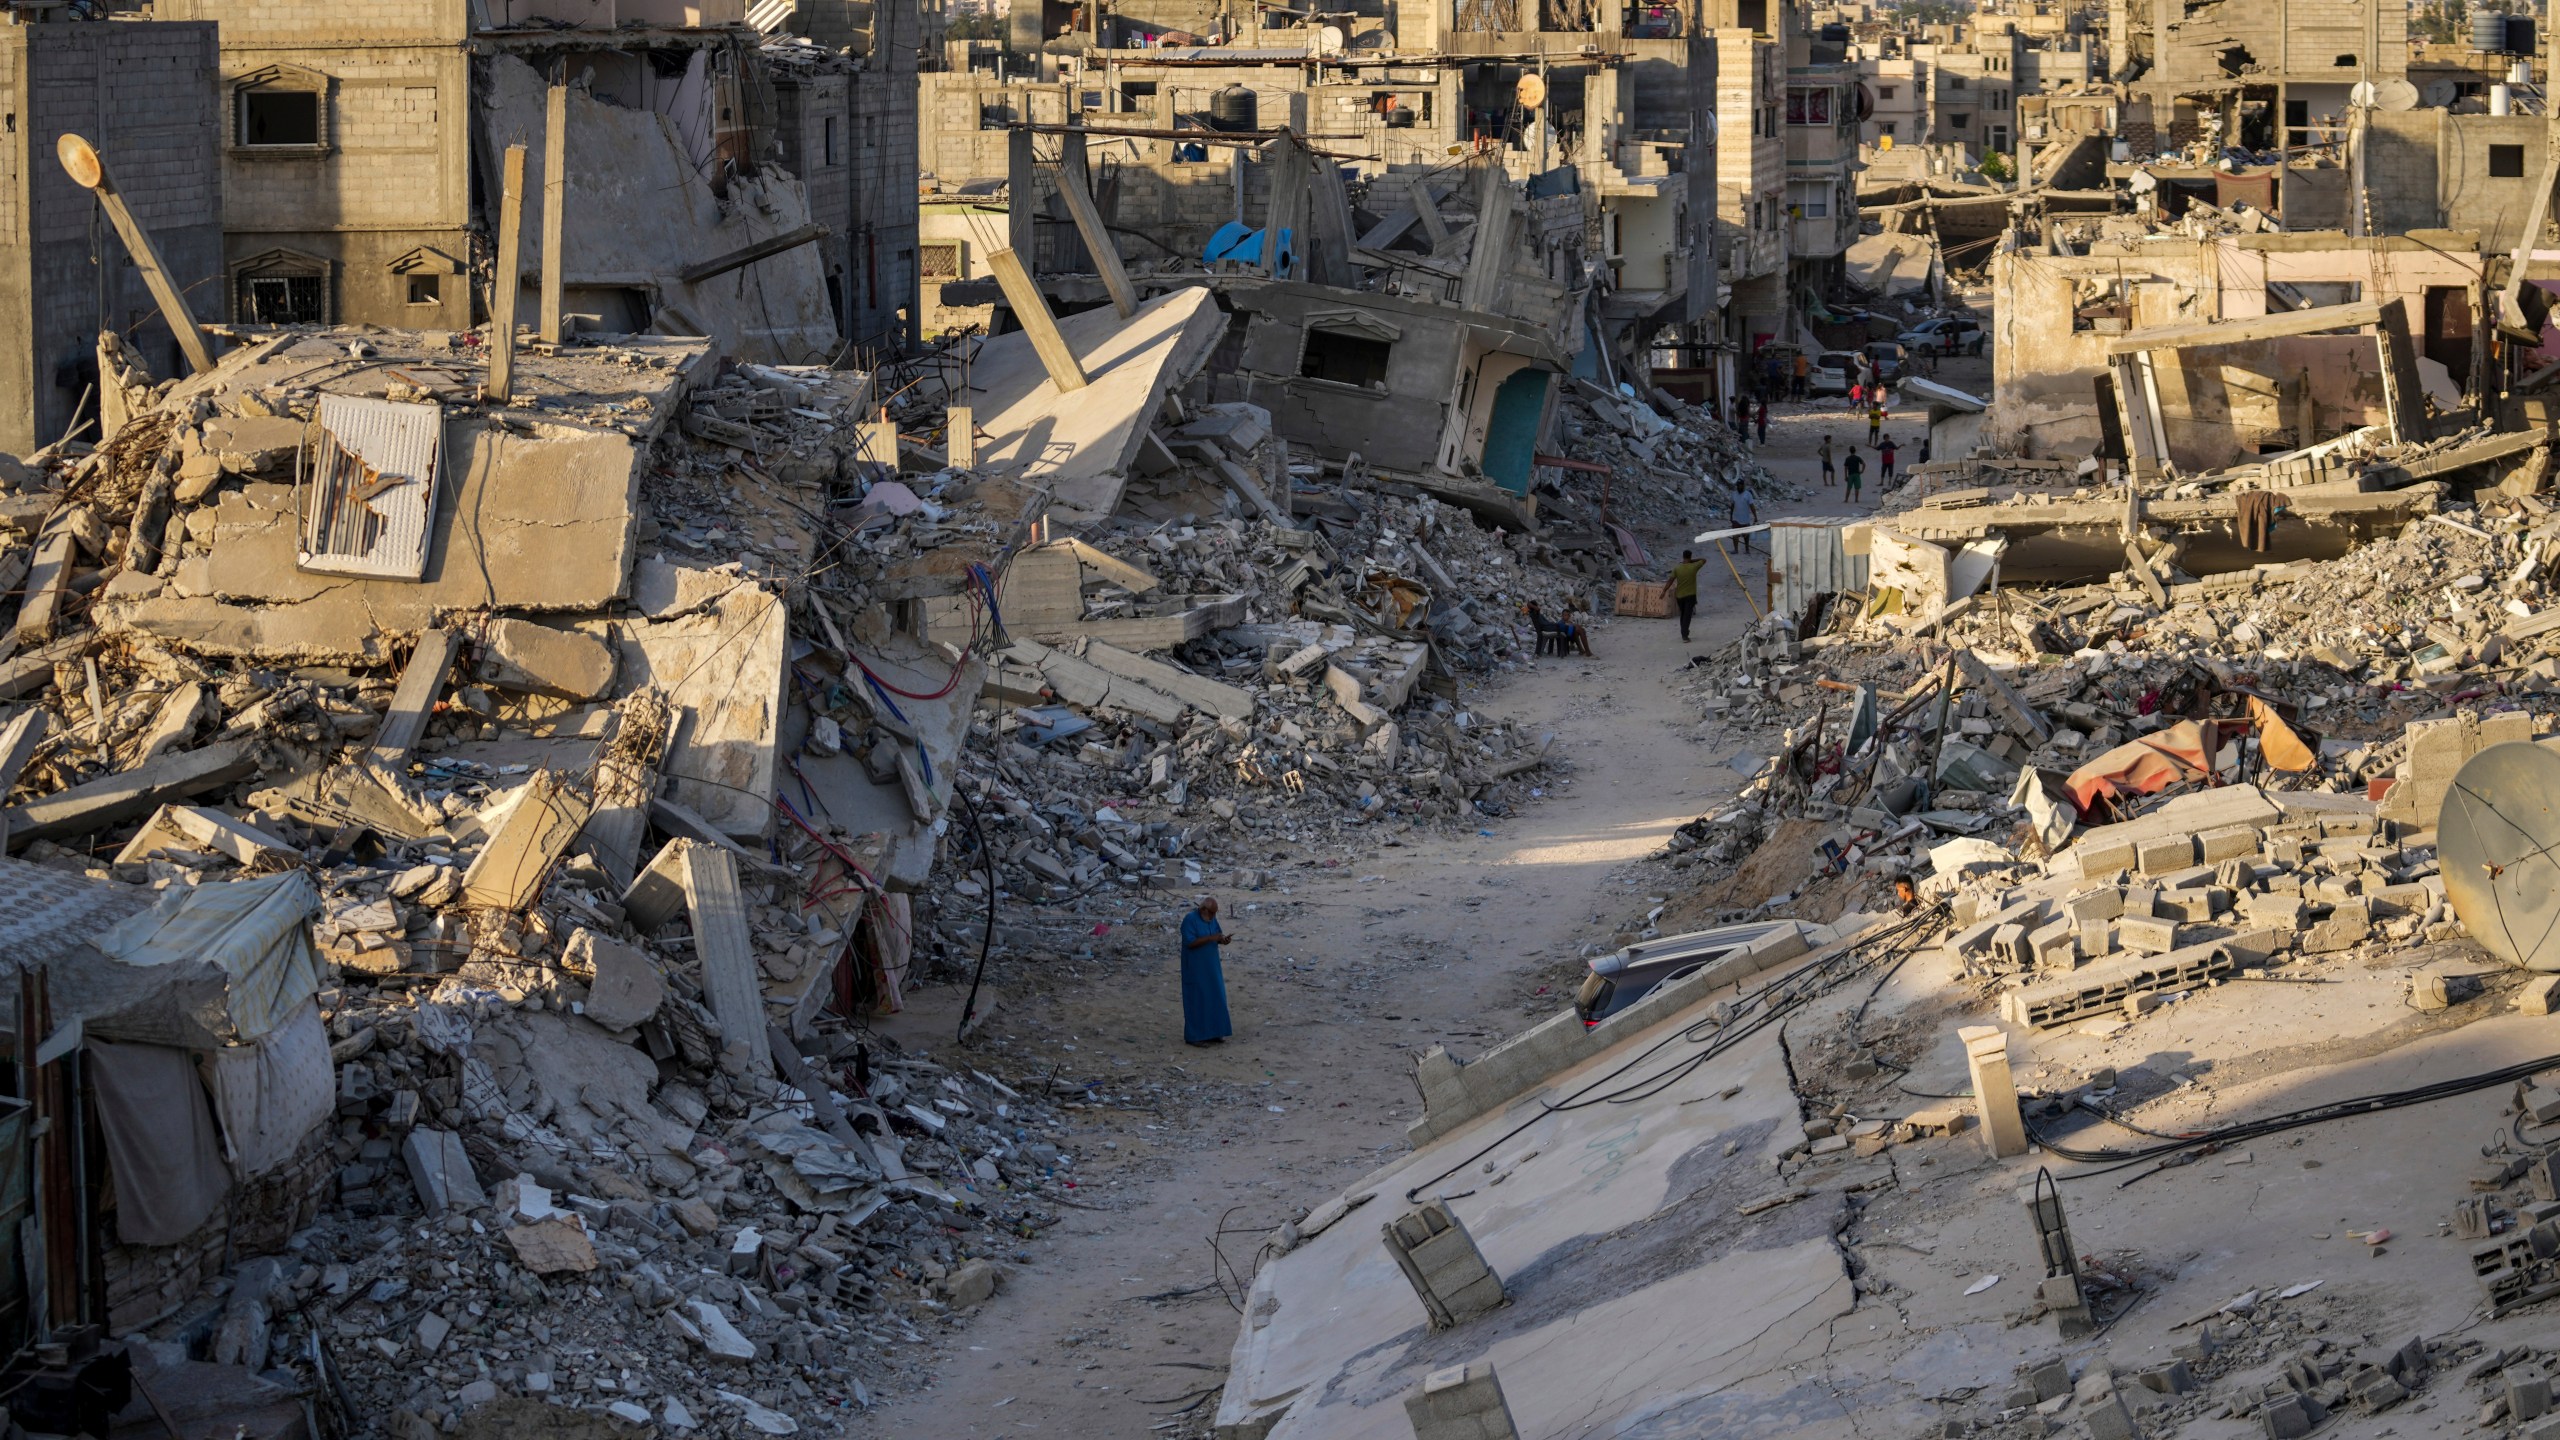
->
[1203,222,1294,275]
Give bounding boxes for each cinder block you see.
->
[2078,918,2113,955]
[2085,1391,2138,1440]
[2136,835,2196,876]
[2198,826,2258,863]
[2077,837,2138,876]
[2064,887,2126,923]
[1405,1363,1521,1440]
[2117,915,2180,954]
[2481,710,2534,748]
[1381,1202,1504,1329]
[2406,718,2473,781]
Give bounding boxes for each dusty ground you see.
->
[851,378,1952,1439]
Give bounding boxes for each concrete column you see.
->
[948,405,976,467]
[488,144,529,404]
[985,248,1088,393]
[1959,1024,2028,1158]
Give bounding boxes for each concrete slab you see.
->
[591,576,786,839]
[1219,1003,1855,1439]
[968,286,1225,524]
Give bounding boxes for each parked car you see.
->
[1862,341,1909,382]
[1808,351,1861,397]
[1575,921,1804,1026]
[1896,315,1987,356]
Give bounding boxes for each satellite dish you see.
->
[56,133,103,191]
[2440,742,2560,970]
[2423,78,2459,107]
[1315,23,1344,52]
[1516,73,1548,109]
[2376,78,2420,110]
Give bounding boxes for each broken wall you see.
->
[476,54,839,364]
[1989,234,2484,461]
[1227,283,1480,476]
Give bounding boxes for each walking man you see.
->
[1842,447,1866,502]
[1818,434,1835,487]
[1179,897,1235,1046]
[1669,549,1705,642]
[1730,482,1758,554]
[1878,433,1898,487]
[1755,398,1769,446]
[1792,352,1810,400]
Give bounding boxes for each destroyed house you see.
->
[1989,231,2489,467]
[153,0,844,361]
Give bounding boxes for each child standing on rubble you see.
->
[1842,447,1866,502]
[1818,434,1835,486]
[1877,433,1898,487]
[1867,398,1885,447]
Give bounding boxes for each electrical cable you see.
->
[2030,1053,2560,1180]
[1400,905,1948,1200]
[953,781,1000,1043]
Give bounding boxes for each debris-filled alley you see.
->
[25,0,2560,1437]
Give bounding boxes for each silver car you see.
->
[1575,920,1802,1026]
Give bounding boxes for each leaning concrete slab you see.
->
[594,577,786,840]
[968,286,1225,525]
[0,738,262,851]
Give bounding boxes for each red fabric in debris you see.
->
[2064,720,2222,811]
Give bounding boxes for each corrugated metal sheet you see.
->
[299,395,440,580]
[1767,515,1868,625]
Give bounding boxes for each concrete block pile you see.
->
[1959,1290,2448,1440]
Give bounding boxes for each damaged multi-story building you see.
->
[906,0,1838,504]
[117,0,916,356]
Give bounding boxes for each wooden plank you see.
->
[680,841,772,1078]
[1056,142,1137,319]
[2103,299,2384,356]
[985,247,1088,393]
[372,629,460,765]
[487,144,528,403]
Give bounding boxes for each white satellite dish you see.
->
[1516,72,1548,109]
[2423,77,2459,107]
[1315,23,1345,53]
[2375,78,2420,110]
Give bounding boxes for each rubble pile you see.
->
[277,989,1074,1433]
[1953,1294,2447,1440]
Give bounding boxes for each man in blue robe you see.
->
[1179,897,1235,1046]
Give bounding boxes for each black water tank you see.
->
[1210,85,1259,132]
[2509,17,2537,57]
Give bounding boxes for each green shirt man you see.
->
[1668,550,1705,642]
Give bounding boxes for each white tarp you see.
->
[77,871,324,1048]
[204,999,333,1177]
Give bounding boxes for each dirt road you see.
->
[852,376,1967,1438]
